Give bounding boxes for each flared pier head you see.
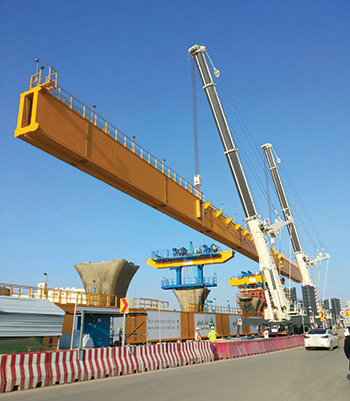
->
[173,288,210,311]
[74,259,139,305]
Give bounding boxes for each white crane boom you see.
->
[189,44,290,322]
[262,143,330,318]
[261,143,314,286]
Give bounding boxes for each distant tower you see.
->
[284,287,297,303]
[302,285,318,317]
[330,298,342,323]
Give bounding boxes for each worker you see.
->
[344,327,350,372]
[208,326,218,342]
[264,327,269,339]
[194,327,202,342]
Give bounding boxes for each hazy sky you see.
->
[1,0,349,310]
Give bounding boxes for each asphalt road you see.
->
[2,341,349,401]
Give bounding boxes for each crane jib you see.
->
[189,45,257,219]
[189,44,291,322]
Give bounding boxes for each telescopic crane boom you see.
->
[261,143,330,314]
[189,44,289,322]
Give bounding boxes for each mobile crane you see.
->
[261,143,330,319]
[189,45,290,322]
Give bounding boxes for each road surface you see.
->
[2,341,349,401]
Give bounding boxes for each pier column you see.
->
[74,259,139,306]
[173,288,210,311]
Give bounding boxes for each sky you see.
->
[1,0,349,311]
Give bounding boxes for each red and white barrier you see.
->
[152,343,169,369]
[113,346,139,375]
[202,341,214,362]
[167,342,181,367]
[179,342,196,365]
[194,341,213,363]
[137,345,156,372]
[186,342,199,364]
[211,335,305,361]
[47,350,84,386]
[0,354,6,393]
[0,335,306,393]
[5,352,48,392]
[82,348,115,381]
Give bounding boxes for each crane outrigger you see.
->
[189,44,290,322]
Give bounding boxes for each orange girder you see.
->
[14,83,302,283]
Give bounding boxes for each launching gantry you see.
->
[14,67,302,283]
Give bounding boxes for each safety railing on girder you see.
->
[161,274,217,288]
[0,283,117,308]
[30,66,58,91]
[29,68,205,202]
[187,302,239,314]
[187,303,263,317]
[132,297,170,311]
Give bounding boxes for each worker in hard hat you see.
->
[194,327,202,342]
[208,326,218,342]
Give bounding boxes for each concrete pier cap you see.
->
[173,288,210,312]
[74,259,139,306]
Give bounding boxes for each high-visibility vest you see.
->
[208,330,218,342]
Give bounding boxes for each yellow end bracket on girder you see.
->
[147,250,234,269]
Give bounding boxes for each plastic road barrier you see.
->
[5,352,48,392]
[0,354,6,393]
[82,348,115,380]
[47,350,84,385]
[167,342,181,367]
[113,346,139,375]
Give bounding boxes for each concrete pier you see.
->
[173,288,210,311]
[74,259,139,305]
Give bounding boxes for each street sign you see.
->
[340,310,346,317]
[120,298,129,314]
[320,311,324,321]
[309,316,314,324]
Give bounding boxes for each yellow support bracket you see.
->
[204,202,212,210]
[235,224,241,231]
[216,210,223,218]
[226,217,233,225]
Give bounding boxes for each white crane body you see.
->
[262,143,330,318]
[189,45,290,322]
[261,143,314,287]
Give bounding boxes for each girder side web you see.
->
[14,85,302,282]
